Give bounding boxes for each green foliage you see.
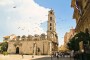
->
[67,30,90,52]
[0,42,8,52]
[3,51,8,55]
[67,37,79,51]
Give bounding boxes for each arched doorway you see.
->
[16,47,19,54]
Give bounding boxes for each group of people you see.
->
[52,52,71,58]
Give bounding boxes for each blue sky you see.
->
[0,0,76,46]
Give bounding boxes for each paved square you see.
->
[0,54,74,60]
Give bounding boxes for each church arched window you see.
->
[50,12,52,14]
[50,27,52,30]
[50,17,52,20]
[50,23,52,26]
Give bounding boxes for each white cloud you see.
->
[0,0,14,6]
[0,0,50,36]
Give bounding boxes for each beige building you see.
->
[71,0,90,33]
[63,28,75,51]
[3,9,58,55]
[71,0,90,52]
[64,28,75,44]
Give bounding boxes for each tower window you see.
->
[50,17,52,20]
[50,12,52,14]
[50,23,52,26]
[50,27,52,30]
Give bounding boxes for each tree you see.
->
[1,42,8,52]
[67,29,90,52]
[67,31,85,51]
[67,36,79,51]
[67,29,90,60]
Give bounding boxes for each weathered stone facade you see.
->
[64,28,75,44]
[7,36,50,55]
[4,9,58,55]
[71,0,90,33]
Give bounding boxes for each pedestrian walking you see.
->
[56,52,59,59]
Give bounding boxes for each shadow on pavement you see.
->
[32,57,51,60]
[32,57,73,60]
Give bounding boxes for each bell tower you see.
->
[47,9,58,43]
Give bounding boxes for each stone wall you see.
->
[7,40,50,55]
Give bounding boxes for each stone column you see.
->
[33,42,36,55]
[43,41,44,54]
[50,41,52,55]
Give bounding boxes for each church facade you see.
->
[4,9,58,55]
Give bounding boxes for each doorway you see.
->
[16,47,19,54]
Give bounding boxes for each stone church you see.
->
[4,9,58,55]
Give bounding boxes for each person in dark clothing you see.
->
[56,52,59,59]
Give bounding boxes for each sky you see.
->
[0,0,76,46]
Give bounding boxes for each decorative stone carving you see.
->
[33,34,40,41]
[41,33,46,40]
[16,36,20,40]
[27,35,32,41]
[21,35,26,41]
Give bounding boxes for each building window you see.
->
[50,27,52,30]
[50,17,52,20]
[50,23,52,26]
